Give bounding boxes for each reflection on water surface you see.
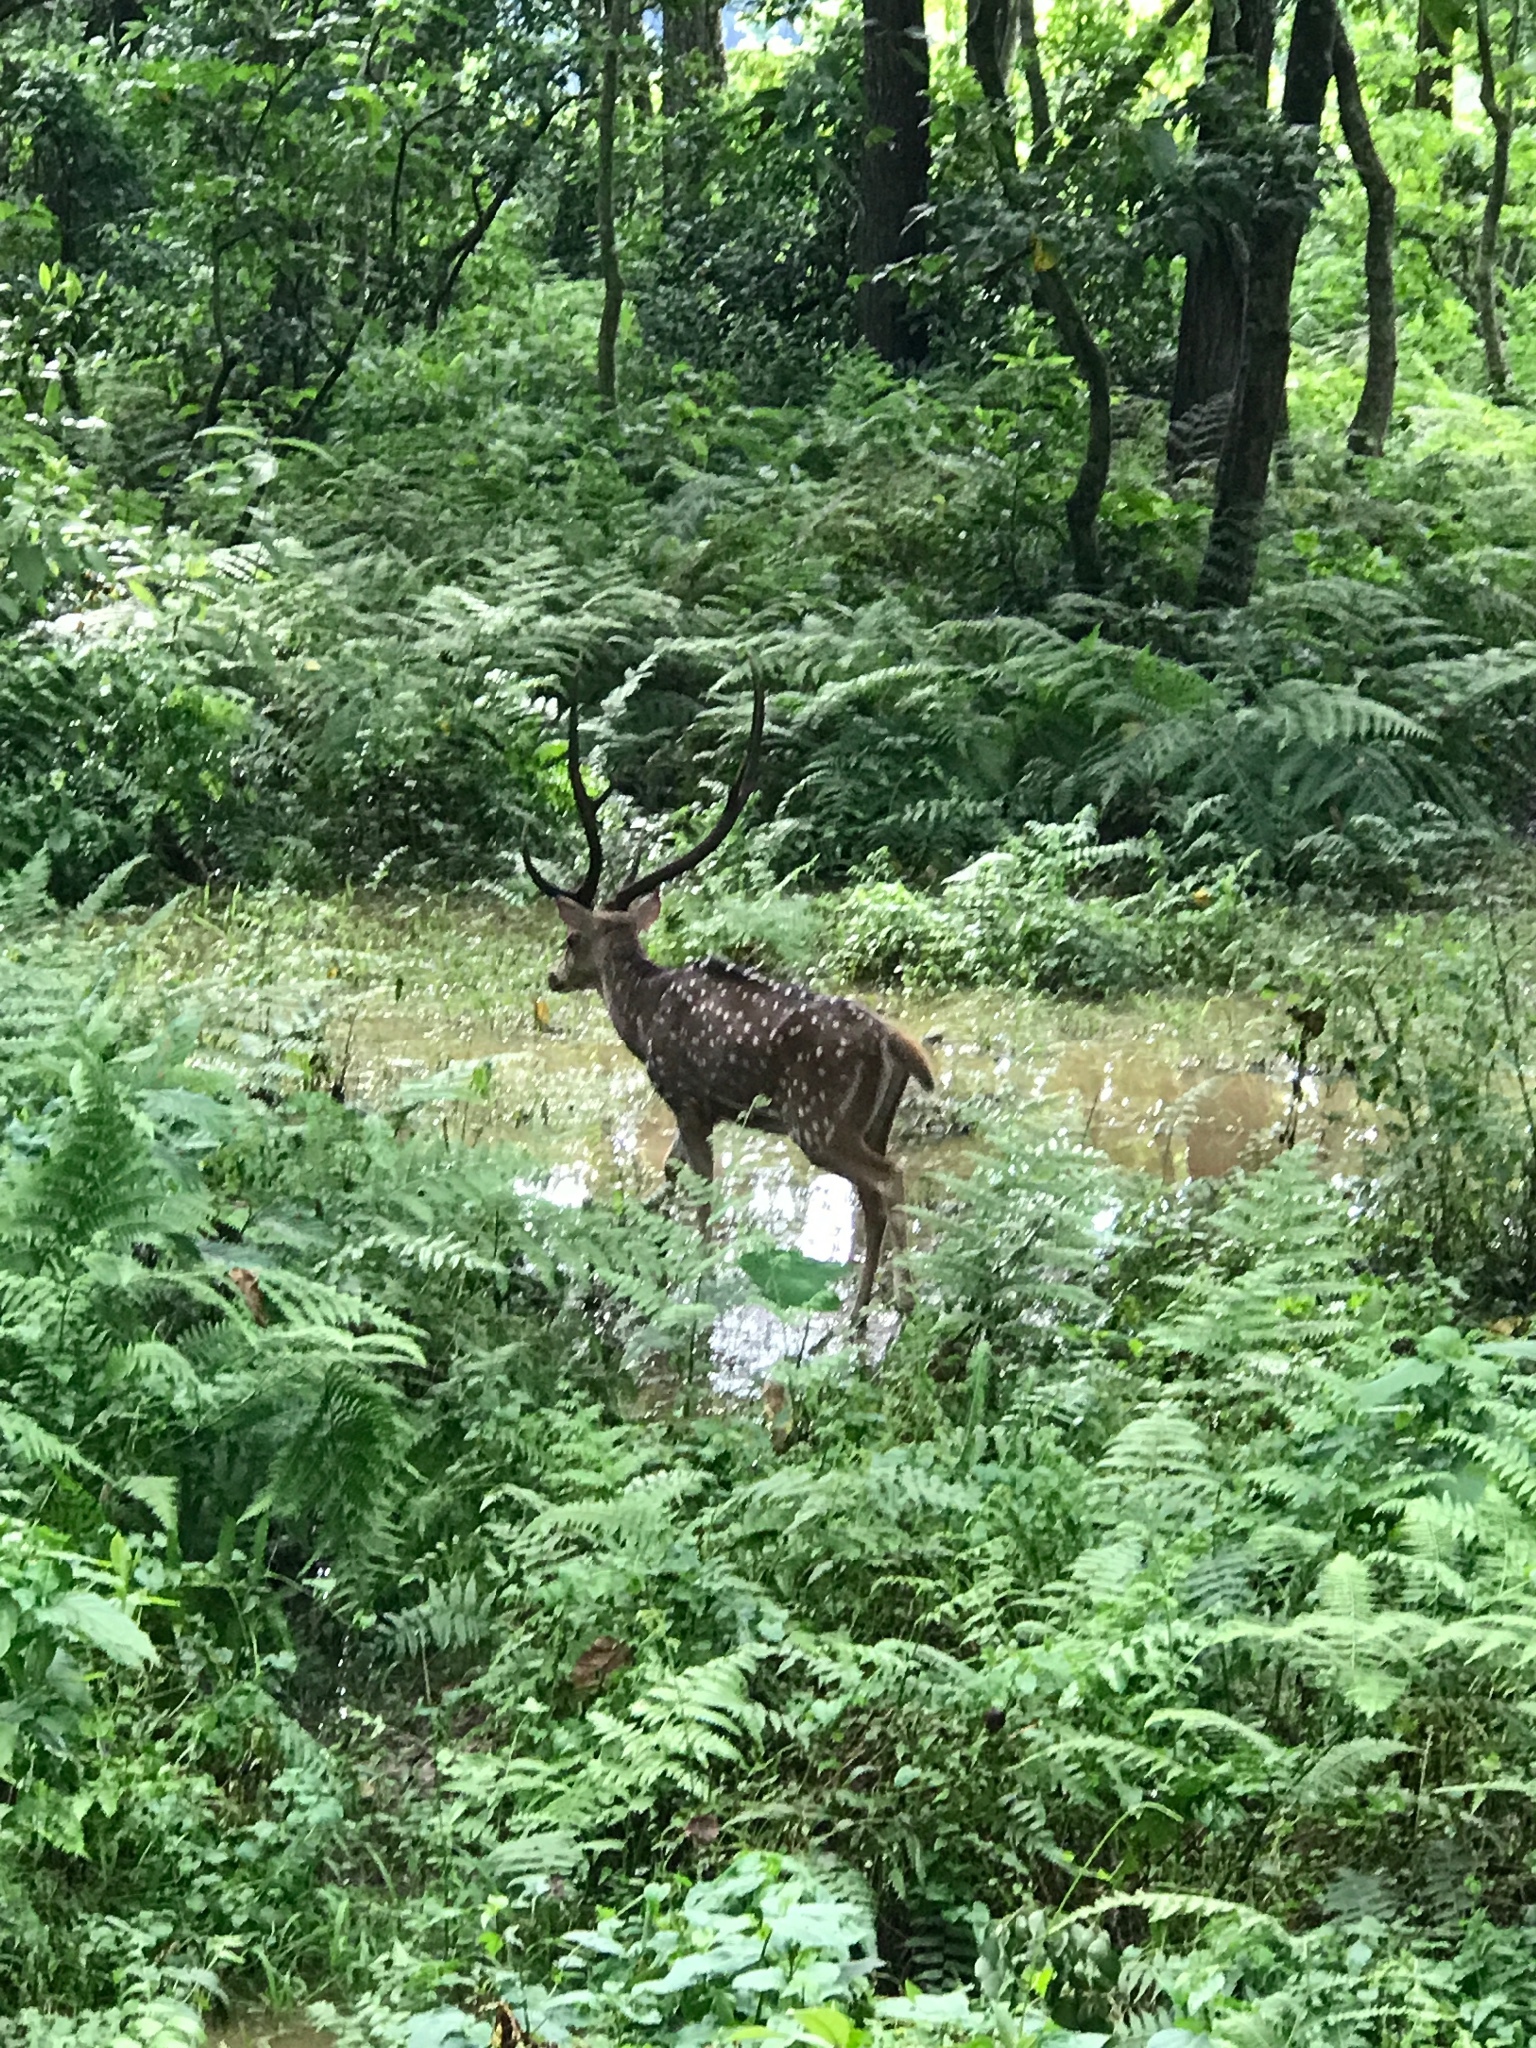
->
[332,982,1361,1208]
[170,907,1364,1376]
[331,985,1363,1379]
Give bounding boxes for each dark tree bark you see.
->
[1474,0,1513,395]
[1196,0,1336,607]
[968,0,1189,586]
[662,0,724,113]
[1333,18,1397,453]
[1035,264,1113,589]
[854,0,930,367]
[1414,0,1454,113]
[1167,240,1247,474]
[1167,0,1275,474]
[596,0,625,406]
[966,0,1016,117]
[1239,0,1277,84]
[661,0,723,212]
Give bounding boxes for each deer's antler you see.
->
[605,672,766,910]
[522,698,607,906]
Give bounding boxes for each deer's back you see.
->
[644,959,889,1120]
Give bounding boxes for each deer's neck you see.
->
[598,942,668,1061]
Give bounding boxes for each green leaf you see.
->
[1342,1668,1407,1716]
[1352,1356,1445,1410]
[738,1248,848,1312]
[120,1475,179,1533]
[1291,1738,1407,1807]
[792,2007,862,2048]
[8,541,47,597]
[40,1591,156,1668]
[1315,1551,1375,1625]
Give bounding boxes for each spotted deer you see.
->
[524,679,935,1313]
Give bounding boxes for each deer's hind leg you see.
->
[844,1052,920,1308]
[664,1104,715,1230]
[843,1079,910,1312]
[795,1124,905,1316]
[853,1183,889,1315]
[775,1024,908,1315]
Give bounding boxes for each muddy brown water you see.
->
[309,984,1365,1374]
[159,899,1363,1233]
[330,985,1363,1213]
[171,914,1366,1376]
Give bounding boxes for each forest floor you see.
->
[23,875,1532,2047]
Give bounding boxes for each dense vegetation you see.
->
[10,0,1536,2040]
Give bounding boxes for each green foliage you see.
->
[5,262,1536,906]
[1305,907,1536,1308]
[17,0,1536,2037]
[2,880,1536,2044]
[824,814,1253,997]
[482,1851,878,2044]
[739,1248,849,1314]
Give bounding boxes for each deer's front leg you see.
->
[664,1105,715,1232]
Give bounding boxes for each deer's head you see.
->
[524,676,765,991]
[547,893,661,992]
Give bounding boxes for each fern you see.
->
[590,1647,769,1803]
[1289,1736,1408,1809]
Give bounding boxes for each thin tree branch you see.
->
[595,0,625,406]
[1474,0,1514,394]
[427,105,560,327]
[1333,16,1397,454]
[995,0,1113,588]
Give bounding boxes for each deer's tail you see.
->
[887,1026,935,1093]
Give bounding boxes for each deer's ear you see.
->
[554,896,595,933]
[632,892,662,931]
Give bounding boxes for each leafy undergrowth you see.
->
[7,870,1536,2047]
[115,817,1536,1028]
[8,285,1536,920]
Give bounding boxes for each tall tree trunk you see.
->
[595,0,625,406]
[1167,238,1247,474]
[1414,0,1454,113]
[1167,0,1275,474]
[1474,0,1513,395]
[854,0,930,367]
[1333,18,1398,453]
[1197,0,1336,607]
[966,0,1016,112]
[662,0,724,114]
[661,0,724,211]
